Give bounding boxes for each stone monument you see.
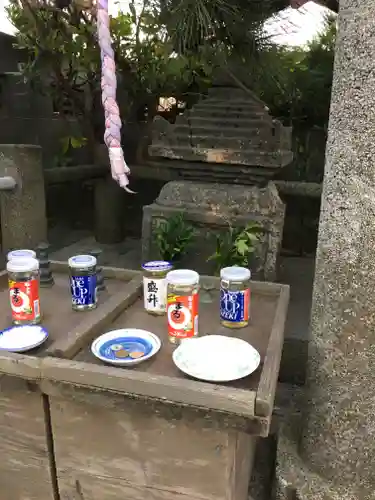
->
[276,2,375,499]
[143,84,293,280]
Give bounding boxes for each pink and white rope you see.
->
[96,0,134,192]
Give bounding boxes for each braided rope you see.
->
[96,0,134,192]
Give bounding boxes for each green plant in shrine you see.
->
[207,222,263,275]
[154,213,195,264]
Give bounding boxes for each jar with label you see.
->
[68,255,97,311]
[166,269,199,344]
[7,257,41,325]
[220,266,251,329]
[142,261,173,315]
[7,249,36,261]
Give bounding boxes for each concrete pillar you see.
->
[0,144,47,253]
[276,2,375,499]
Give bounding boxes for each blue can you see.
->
[68,255,97,311]
[220,266,251,328]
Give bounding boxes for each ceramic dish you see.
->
[173,334,261,382]
[91,328,161,366]
[0,325,48,353]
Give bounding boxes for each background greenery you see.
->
[7,0,336,181]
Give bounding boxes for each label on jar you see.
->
[167,293,198,339]
[143,277,167,312]
[220,288,250,323]
[70,275,97,306]
[9,278,41,322]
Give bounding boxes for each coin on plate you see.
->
[115,349,129,358]
[129,351,145,359]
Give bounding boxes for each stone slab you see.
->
[173,124,275,138]
[149,144,293,167]
[51,236,142,270]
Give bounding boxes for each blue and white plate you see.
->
[91,328,161,366]
[173,335,261,382]
[0,325,49,353]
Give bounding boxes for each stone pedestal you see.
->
[276,2,375,498]
[142,180,285,281]
[0,144,47,253]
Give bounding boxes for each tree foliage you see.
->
[6,0,216,156]
[7,0,101,155]
[110,2,215,112]
[251,13,336,128]
[6,0,336,174]
[250,14,336,181]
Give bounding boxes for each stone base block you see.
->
[276,440,349,500]
[142,180,285,281]
[275,391,359,500]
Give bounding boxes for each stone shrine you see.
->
[143,85,293,280]
[148,85,293,185]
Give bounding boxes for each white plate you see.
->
[0,325,48,353]
[173,335,261,382]
[91,328,161,366]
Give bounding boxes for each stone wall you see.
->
[0,35,90,167]
[0,33,27,73]
[0,72,90,168]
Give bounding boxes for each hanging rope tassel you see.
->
[96,0,135,193]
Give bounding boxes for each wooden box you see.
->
[0,262,137,500]
[41,275,289,500]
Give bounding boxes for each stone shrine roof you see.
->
[149,86,293,185]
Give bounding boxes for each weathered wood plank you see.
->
[230,433,257,500]
[42,379,270,436]
[49,394,236,500]
[255,285,290,417]
[0,377,55,500]
[45,275,142,359]
[41,357,257,418]
[0,351,41,380]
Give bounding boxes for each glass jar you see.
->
[142,261,173,315]
[166,269,200,344]
[220,266,251,329]
[7,257,41,325]
[7,249,36,261]
[68,255,97,311]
